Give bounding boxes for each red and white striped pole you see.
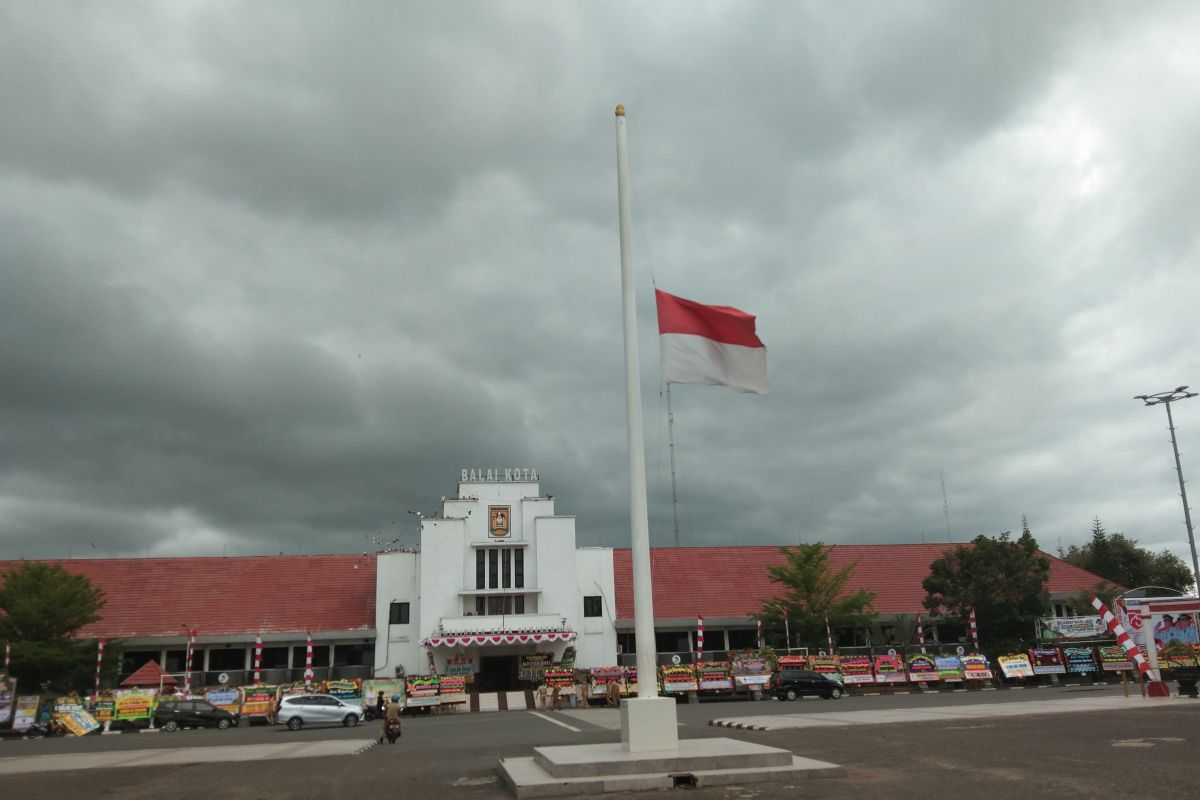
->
[968,607,980,652]
[3,641,9,671]
[825,616,835,654]
[916,613,927,654]
[696,616,704,658]
[94,638,105,697]
[304,633,314,683]
[183,628,196,695]
[756,619,763,649]
[253,634,263,685]
[1091,593,1156,680]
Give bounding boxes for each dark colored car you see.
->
[154,700,239,732]
[770,668,845,701]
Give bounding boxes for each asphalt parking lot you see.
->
[1,688,1195,799]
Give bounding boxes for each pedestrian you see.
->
[536,683,548,710]
[550,684,561,710]
[375,690,386,718]
[606,680,621,708]
[576,676,590,708]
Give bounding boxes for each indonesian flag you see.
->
[656,290,767,394]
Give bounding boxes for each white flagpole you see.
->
[615,104,657,699]
[615,104,678,751]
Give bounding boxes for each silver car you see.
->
[275,694,362,730]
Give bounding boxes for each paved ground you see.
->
[0,687,1195,799]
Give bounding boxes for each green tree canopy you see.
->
[758,543,876,651]
[1059,518,1194,594]
[922,526,1051,653]
[0,562,109,690]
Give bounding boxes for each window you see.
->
[726,629,758,649]
[502,549,512,588]
[475,597,485,615]
[389,602,410,625]
[488,549,499,588]
[208,647,246,670]
[333,643,373,667]
[514,595,525,614]
[515,548,524,588]
[583,595,603,618]
[259,647,288,669]
[476,550,485,589]
[292,645,330,667]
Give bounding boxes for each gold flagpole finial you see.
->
[615,105,625,117]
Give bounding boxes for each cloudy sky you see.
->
[3,2,1199,573]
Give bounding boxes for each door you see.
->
[478,655,518,692]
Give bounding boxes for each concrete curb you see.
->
[709,720,772,732]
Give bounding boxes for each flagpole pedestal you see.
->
[619,696,678,752]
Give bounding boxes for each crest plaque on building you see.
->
[488,505,510,538]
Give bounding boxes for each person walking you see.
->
[550,684,561,710]
[536,683,548,711]
[575,676,590,709]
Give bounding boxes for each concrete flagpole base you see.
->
[619,696,678,752]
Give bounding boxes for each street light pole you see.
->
[763,602,790,654]
[1135,386,1199,591]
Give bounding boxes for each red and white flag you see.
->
[655,290,767,394]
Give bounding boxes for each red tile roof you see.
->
[612,544,1106,621]
[0,555,377,639]
[121,659,176,687]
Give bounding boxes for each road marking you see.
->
[528,711,582,733]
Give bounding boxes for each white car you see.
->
[275,694,362,730]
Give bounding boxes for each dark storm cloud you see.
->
[2,1,1199,580]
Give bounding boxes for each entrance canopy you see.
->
[422,630,576,648]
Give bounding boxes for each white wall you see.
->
[575,547,618,667]
[374,551,420,677]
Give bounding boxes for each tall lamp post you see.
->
[1134,386,1199,591]
[763,602,791,654]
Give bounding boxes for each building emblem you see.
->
[489,505,511,538]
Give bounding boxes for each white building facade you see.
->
[373,470,618,690]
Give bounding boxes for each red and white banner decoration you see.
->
[656,290,767,394]
[253,634,263,685]
[968,607,980,651]
[825,616,834,654]
[1091,593,1155,680]
[697,615,705,656]
[94,638,105,697]
[304,633,314,682]
[183,628,196,695]
[423,631,577,648]
[916,613,926,654]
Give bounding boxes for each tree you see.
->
[1059,518,1193,594]
[758,543,876,651]
[0,562,110,690]
[922,526,1051,653]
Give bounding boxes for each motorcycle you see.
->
[384,717,401,744]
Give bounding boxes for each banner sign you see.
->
[839,655,875,684]
[58,709,101,737]
[113,690,155,721]
[322,679,362,702]
[91,693,115,722]
[240,685,278,717]
[1160,643,1199,669]
[961,654,993,680]
[1038,616,1106,640]
[873,655,908,683]
[905,654,940,681]
[776,655,807,668]
[623,667,638,695]
[589,667,624,697]
[1098,645,1133,671]
[809,656,841,681]
[438,676,468,703]
[204,688,240,714]
[998,654,1034,678]
[443,656,475,676]
[13,695,40,732]
[661,664,698,693]
[935,656,964,681]
[1120,597,1200,650]
[543,669,575,688]
[406,675,441,707]
[1029,648,1066,675]
[1063,647,1098,673]
[0,674,16,725]
[519,653,553,682]
[698,662,734,691]
[731,655,771,686]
